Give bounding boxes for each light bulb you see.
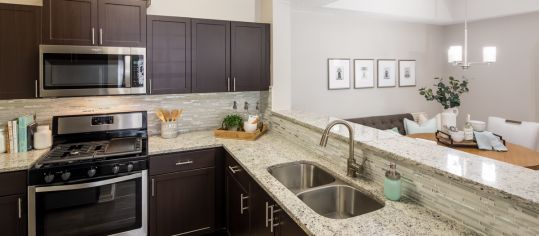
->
[483,46,496,63]
[448,46,463,63]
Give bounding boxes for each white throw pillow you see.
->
[404,118,437,135]
[417,113,429,124]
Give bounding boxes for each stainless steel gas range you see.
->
[28,111,148,236]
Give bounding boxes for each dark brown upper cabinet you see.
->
[98,0,146,47]
[191,19,230,93]
[231,22,270,92]
[43,0,146,47]
[42,0,97,46]
[147,16,191,95]
[0,3,40,99]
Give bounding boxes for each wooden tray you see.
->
[435,130,505,148]
[214,124,268,141]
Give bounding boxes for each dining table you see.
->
[407,133,539,170]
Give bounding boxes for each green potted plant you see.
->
[419,76,469,111]
[419,76,469,130]
[222,114,243,131]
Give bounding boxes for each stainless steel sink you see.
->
[268,162,384,219]
[268,162,336,193]
[297,185,384,219]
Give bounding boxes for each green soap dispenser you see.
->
[384,163,401,201]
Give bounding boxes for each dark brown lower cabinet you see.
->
[226,171,250,236]
[149,148,223,236]
[150,168,215,236]
[0,194,26,236]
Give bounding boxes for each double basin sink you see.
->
[268,161,384,219]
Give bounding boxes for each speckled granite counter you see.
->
[273,110,539,207]
[149,131,476,235]
[0,149,47,173]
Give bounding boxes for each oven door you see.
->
[39,45,146,97]
[28,171,148,236]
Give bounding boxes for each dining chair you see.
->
[487,117,539,151]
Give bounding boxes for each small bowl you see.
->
[469,120,486,132]
[243,121,258,133]
[450,131,465,142]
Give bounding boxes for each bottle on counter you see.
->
[464,114,474,141]
[384,163,401,201]
[34,125,52,150]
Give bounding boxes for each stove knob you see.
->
[44,173,55,183]
[61,172,71,181]
[127,163,134,172]
[112,165,120,174]
[87,168,97,177]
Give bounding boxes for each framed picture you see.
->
[399,60,416,87]
[328,58,351,90]
[354,59,375,89]
[377,59,397,88]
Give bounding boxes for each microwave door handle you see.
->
[34,172,142,193]
[124,55,132,88]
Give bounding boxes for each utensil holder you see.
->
[161,121,178,139]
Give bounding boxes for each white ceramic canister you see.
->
[161,121,178,139]
[0,128,5,153]
[34,125,52,150]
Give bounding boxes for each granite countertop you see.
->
[150,131,476,235]
[272,110,539,209]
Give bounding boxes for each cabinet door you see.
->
[0,3,40,99]
[277,211,307,236]
[150,168,216,236]
[226,171,250,236]
[98,0,146,47]
[0,195,26,236]
[191,19,230,93]
[42,0,98,45]
[147,16,191,95]
[250,184,274,236]
[231,22,269,92]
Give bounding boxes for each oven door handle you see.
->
[124,55,132,88]
[34,172,142,193]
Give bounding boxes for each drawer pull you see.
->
[240,194,249,214]
[176,160,194,166]
[228,165,242,174]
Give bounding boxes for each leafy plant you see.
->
[222,114,243,131]
[419,77,469,109]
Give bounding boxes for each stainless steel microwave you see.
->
[39,45,146,97]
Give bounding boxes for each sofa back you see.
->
[346,113,414,135]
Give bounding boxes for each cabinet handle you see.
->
[34,80,38,98]
[17,197,22,219]
[176,160,193,166]
[99,28,103,45]
[151,178,155,197]
[240,194,249,215]
[268,204,281,232]
[228,165,241,174]
[227,77,231,92]
[92,27,95,45]
[265,202,269,227]
[233,77,236,91]
[149,79,152,94]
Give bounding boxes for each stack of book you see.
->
[5,115,38,154]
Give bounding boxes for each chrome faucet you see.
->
[319,120,362,178]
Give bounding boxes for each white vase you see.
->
[441,107,459,132]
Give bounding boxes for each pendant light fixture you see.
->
[448,0,496,69]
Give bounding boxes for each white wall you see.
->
[147,0,257,22]
[0,0,40,5]
[444,12,539,124]
[271,0,292,110]
[289,9,444,118]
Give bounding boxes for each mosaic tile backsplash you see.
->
[0,91,267,135]
[270,114,539,236]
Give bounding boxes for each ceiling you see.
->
[291,0,539,25]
